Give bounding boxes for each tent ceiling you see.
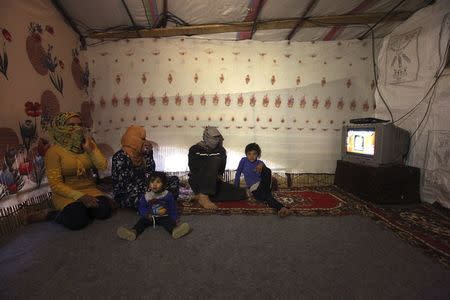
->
[55,0,432,44]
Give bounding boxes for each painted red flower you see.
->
[24,101,42,117]
[19,161,33,175]
[7,184,17,193]
[2,29,12,42]
[45,25,54,35]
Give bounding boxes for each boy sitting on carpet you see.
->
[234,143,291,218]
[117,172,190,240]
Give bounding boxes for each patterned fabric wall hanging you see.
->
[88,38,375,173]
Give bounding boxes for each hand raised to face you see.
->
[82,137,95,153]
[142,140,153,154]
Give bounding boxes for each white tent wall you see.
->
[374,0,450,207]
[87,38,375,174]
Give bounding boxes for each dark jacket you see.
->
[188,143,227,177]
[111,149,155,208]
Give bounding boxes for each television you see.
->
[341,123,410,167]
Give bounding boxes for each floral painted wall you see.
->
[88,38,376,173]
[0,0,89,202]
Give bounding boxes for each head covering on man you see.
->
[199,126,223,150]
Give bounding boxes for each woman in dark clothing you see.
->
[112,126,179,209]
[188,126,247,209]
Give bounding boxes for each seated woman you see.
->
[112,126,179,209]
[45,112,112,230]
[188,126,247,209]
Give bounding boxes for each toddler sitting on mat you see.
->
[117,171,190,240]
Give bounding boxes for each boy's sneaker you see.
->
[172,223,191,239]
[117,226,137,241]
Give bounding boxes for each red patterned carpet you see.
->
[358,201,450,268]
[178,186,360,216]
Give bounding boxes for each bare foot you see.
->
[278,207,291,218]
[196,194,218,209]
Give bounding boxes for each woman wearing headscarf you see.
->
[45,112,112,230]
[112,126,179,209]
[188,126,247,209]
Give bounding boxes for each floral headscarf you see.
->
[49,112,84,154]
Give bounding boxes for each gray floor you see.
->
[0,211,449,300]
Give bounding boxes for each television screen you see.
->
[346,129,375,156]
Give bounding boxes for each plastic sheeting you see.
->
[374,0,450,207]
[422,131,450,208]
[60,0,430,42]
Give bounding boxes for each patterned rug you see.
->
[179,185,450,267]
[178,186,361,216]
[356,200,450,268]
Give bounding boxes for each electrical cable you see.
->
[370,27,395,122]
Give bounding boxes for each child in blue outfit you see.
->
[117,172,190,240]
[235,143,291,217]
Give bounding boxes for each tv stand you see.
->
[334,160,420,204]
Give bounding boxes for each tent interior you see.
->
[0,0,449,298]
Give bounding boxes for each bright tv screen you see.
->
[346,129,375,156]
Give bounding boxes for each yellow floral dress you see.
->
[45,144,108,210]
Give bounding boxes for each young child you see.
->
[117,171,190,240]
[234,143,291,217]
